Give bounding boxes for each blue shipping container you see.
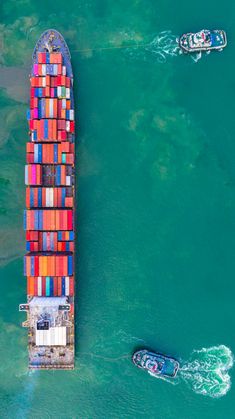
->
[38,188,42,207]
[62,277,65,295]
[46,277,50,296]
[68,256,73,276]
[50,277,54,296]
[23,209,27,230]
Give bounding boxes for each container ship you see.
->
[20,30,75,369]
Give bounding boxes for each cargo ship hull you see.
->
[20,30,75,370]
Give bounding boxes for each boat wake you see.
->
[179,345,234,398]
[145,31,206,63]
[148,371,179,385]
[145,345,233,397]
[145,31,180,63]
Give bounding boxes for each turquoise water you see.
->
[0,0,235,417]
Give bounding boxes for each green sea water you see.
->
[0,0,235,417]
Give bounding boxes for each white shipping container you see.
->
[62,99,66,109]
[57,86,62,98]
[62,66,66,76]
[49,188,54,207]
[42,64,46,76]
[66,175,71,186]
[34,144,38,163]
[66,121,70,132]
[66,88,70,99]
[69,109,74,121]
[25,166,28,185]
[38,277,42,296]
[53,64,58,76]
[49,99,54,118]
[46,188,50,207]
[42,77,46,87]
[65,277,70,296]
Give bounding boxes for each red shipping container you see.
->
[45,86,50,97]
[34,277,38,296]
[65,77,70,88]
[58,99,62,114]
[54,188,58,207]
[69,143,75,153]
[38,233,43,251]
[52,119,57,139]
[61,165,66,185]
[34,188,38,207]
[58,120,66,130]
[69,242,74,252]
[42,188,46,207]
[29,231,39,241]
[31,77,36,87]
[67,210,73,230]
[70,121,75,133]
[59,210,64,231]
[61,130,67,140]
[69,277,74,296]
[26,188,30,207]
[65,197,73,207]
[57,277,62,296]
[53,277,58,296]
[54,232,58,251]
[48,120,52,139]
[42,277,46,296]
[64,256,68,276]
[61,142,70,152]
[35,256,39,277]
[67,154,74,164]
[26,153,34,164]
[55,256,61,276]
[38,52,46,63]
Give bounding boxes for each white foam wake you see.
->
[146,31,180,63]
[179,345,234,398]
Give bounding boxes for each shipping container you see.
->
[23,31,75,370]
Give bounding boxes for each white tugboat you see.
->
[179,29,227,53]
[132,350,179,378]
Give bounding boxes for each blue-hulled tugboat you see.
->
[132,350,179,378]
[179,29,227,53]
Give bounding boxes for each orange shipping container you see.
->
[27,276,35,296]
[52,119,57,139]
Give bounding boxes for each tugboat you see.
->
[132,349,179,378]
[179,29,227,53]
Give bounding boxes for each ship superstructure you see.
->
[20,30,75,369]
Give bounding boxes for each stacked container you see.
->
[24,50,75,300]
